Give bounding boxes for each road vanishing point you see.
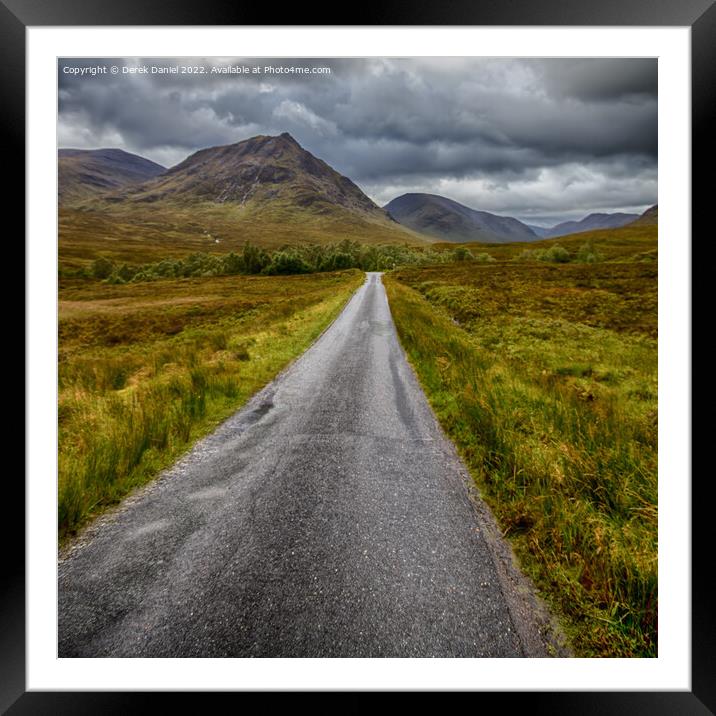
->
[59,272,558,658]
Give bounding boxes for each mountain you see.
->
[544,212,639,238]
[119,133,384,217]
[526,225,552,238]
[60,134,427,254]
[384,193,539,244]
[59,148,166,204]
[629,204,658,226]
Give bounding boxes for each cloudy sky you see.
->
[58,57,657,226]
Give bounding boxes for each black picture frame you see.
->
[8,0,711,711]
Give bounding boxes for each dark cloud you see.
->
[534,58,658,102]
[58,57,657,223]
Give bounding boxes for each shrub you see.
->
[263,251,312,275]
[576,241,604,264]
[243,242,270,274]
[452,246,475,262]
[91,257,115,279]
[542,244,570,263]
[326,252,354,271]
[519,245,571,263]
[222,252,245,275]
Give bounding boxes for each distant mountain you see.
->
[59,148,166,204]
[384,193,538,244]
[526,225,552,238]
[544,212,639,238]
[629,204,658,226]
[60,134,426,248]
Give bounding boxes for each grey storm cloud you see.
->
[534,58,658,102]
[58,57,657,224]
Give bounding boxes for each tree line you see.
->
[85,240,491,283]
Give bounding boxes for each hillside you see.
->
[59,148,166,204]
[629,204,658,226]
[545,212,639,238]
[121,133,381,215]
[384,193,538,244]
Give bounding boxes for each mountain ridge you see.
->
[114,133,384,218]
[384,193,539,244]
[58,138,656,253]
[59,148,166,204]
[628,204,658,226]
[543,212,639,238]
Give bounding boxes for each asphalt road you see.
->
[59,272,556,657]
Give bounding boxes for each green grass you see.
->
[384,257,657,657]
[58,269,364,542]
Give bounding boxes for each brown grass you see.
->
[58,269,364,541]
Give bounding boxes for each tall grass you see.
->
[58,270,363,541]
[385,263,657,657]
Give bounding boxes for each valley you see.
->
[56,131,659,659]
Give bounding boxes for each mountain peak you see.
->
[233,132,300,152]
[278,131,299,143]
[102,133,383,217]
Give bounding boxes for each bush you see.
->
[519,245,570,263]
[542,245,570,263]
[117,264,137,282]
[222,252,245,275]
[263,251,312,275]
[243,242,270,274]
[576,241,604,264]
[452,246,475,262]
[91,257,115,279]
[325,252,354,271]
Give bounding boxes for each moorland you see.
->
[57,135,658,657]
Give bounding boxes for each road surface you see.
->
[59,272,557,657]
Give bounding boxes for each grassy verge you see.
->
[384,261,657,657]
[59,269,364,542]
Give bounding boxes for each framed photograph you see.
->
[10,0,710,710]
